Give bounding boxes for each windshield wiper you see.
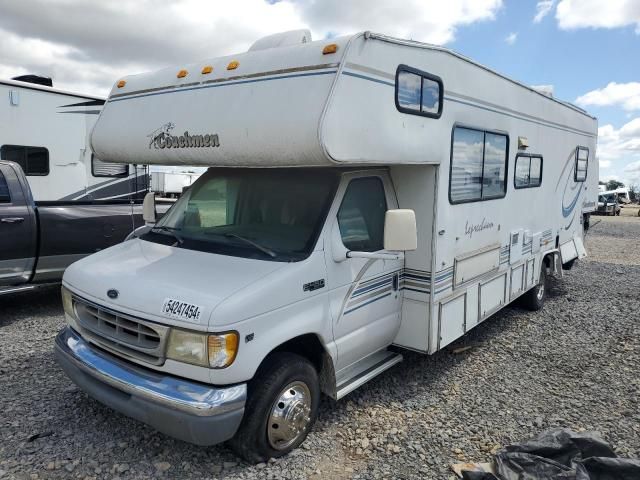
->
[151,225,184,246]
[223,233,276,258]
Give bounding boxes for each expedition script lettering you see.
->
[464,218,495,238]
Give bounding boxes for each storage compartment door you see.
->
[479,273,507,320]
[438,294,466,349]
[510,264,525,299]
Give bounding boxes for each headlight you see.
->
[61,286,75,318]
[208,332,239,369]
[166,330,239,368]
[166,329,209,367]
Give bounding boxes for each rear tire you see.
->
[228,352,320,463]
[520,266,547,311]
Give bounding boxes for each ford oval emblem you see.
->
[107,289,119,299]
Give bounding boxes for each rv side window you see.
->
[575,147,588,182]
[338,177,387,252]
[0,172,10,203]
[92,154,128,177]
[449,127,509,203]
[395,65,443,119]
[0,145,49,176]
[514,154,543,188]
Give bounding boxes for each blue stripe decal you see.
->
[403,272,431,281]
[342,71,395,87]
[562,186,582,218]
[352,278,392,297]
[344,292,392,315]
[109,70,337,103]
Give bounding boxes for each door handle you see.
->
[392,273,399,291]
[1,217,24,224]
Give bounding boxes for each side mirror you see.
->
[384,209,417,251]
[142,192,156,225]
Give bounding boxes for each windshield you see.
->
[142,168,339,261]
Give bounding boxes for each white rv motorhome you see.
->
[55,30,598,462]
[0,76,148,201]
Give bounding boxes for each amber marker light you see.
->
[322,43,338,54]
[227,61,239,70]
[201,65,213,74]
[116,80,126,88]
[177,69,188,78]
[208,332,239,368]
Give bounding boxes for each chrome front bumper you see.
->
[54,326,246,445]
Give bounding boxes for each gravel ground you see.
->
[1,216,639,480]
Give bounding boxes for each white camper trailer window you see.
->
[0,145,49,176]
[92,154,128,177]
[449,127,508,203]
[514,154,543,189]
[397,71,421,110]
[575,147,588,182]
[395,65,443,118]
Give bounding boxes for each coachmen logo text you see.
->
[147,122,220,149]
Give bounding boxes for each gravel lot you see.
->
[1,215,639,480]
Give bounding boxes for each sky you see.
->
[0,0,639,185]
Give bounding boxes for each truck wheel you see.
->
[520,267,547,311]
[228,352,320,463]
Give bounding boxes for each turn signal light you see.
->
[208,332,239,368]
[322,43,338,54]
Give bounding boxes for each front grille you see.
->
[74,298,170,366]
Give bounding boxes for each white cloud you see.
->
[576,82,640,111]
[0,0,503,96]
[556,0,640,32]
[533,0,554,23]
[597,118,640,184]
[505,32,518,44]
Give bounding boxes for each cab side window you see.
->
[338,177,387,252]
[0,172,10,203]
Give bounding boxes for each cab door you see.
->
[0,164,37,286]
[325,171,404,371]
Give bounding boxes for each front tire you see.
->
[520,266,547,311]
[228,353,320,463]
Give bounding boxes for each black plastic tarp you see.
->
[461,429,640,480]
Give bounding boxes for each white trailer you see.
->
[55,30,598,462]
[150,171,201,197]
[0,76,148,201]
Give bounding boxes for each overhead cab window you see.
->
[575,146,588,182]
[395,65,443,119]
[449,127,509,204]
[0,145,49,176]
[92,154,128,177]
[515,154,543,188]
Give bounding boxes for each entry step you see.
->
[335,350,403,400]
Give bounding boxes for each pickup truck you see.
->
[0,160,154,295]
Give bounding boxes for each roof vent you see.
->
[248,29,312,52]
[12,75,53,87]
